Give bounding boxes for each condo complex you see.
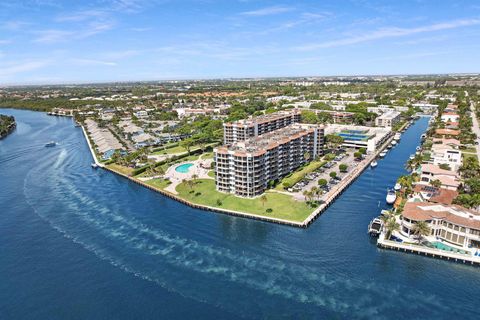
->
[215,111,324,197]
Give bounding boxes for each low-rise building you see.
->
[375,110,401,128]
[418,164,460,190]
[431,144,462,171]
[214,124,324,197]
[325,124,392,152]
[441,112,460,123]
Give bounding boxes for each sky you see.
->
[0,0,480,84]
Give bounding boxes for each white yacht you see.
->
[391,140,397,146]
[368,217,384,237]
[386,189,397,204]
[370,160,378,168]
[416,146,421,152]
[379,151,387,158]
[394,133,401,141]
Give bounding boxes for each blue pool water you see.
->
[1,109,480,319]
[175,163,194,173]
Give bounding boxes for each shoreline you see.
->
[81,121,408,228]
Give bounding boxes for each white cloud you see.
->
[33,21,115,43]
[0,60,50,77]
[295,18,480,51]
[241,6,293,17]
[71,58,117,66]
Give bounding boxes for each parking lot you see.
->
[288,148,364,201]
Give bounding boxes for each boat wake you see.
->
[22,149,448,318]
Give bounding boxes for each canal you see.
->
[1,109,479,319]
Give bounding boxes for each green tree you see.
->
[412,221,431,242]
[329,171,337,179]
[318,178,328,187]
[339,164,348,172]
[300,110,318,124]
[260,194,268,207]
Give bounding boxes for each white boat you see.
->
[391,141,397,146]
[387,144,392,149]
[416,146,421,151]
[409,154,415,160]
[379,151,387,158]
[45,141,57,147]
[394,183,401,191]
[91,163,98,169]
[368,217,384,237]
[394,133,401,141]
[370,160,378,168]
[386,189,397,205]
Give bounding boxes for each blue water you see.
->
[1,110,479,319]
[175,163,194,173]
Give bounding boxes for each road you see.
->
[467,91,480,159]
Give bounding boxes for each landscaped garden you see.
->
[175,179,314,222]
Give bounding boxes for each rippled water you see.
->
[1,109,479,319]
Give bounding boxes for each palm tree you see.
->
[303,151,311,163]
[430,179,442,188]
[192,173,199,185]
[397,175,413,196]
[384,219,400,240]
[260,194,267,207]
[380,210,396,224]
[412,221,431,242]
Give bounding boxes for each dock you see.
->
[377,234,480,266]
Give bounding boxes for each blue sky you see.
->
[1,0,480,84]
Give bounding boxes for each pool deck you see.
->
[163,159,212,194]
[377,233,480,266]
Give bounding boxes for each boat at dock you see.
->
[391,141,397,146]
[379,151,387,158]
[416,146,421,151]
[394,183,401,191]
[409,154,415,160]
[386,189,397,204]
[45,141,57,147]
[368,217,384,237]
[370,160,378,168]
[394,133,401,141]
[91,163,98,169]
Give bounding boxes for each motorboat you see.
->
[45,141,57,147]
[394,183,402,191]
[379,151,387,158]
[368,217,384,237]
[391,140,397,146]
[409,154,415,160]
[370,160,378,168]
[387,144,392,149]
[91,163,98,169]
[416,146,421,151]
[386,189,397,205]
[394,133,401,141]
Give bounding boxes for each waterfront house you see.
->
[441,112,460,123]
[435,128,460,137]
[412,185,458,205]
[399,202,480,252]
[418,164,460,190]
[431,144,462,171]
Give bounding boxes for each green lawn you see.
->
[275,160,326,190]
[461,147,477,153]
[462,153,478,161]
[208,170,215,178]
[152,145,189,155]
[144,178,172,190]
[176,179,313,222]
[107,163,134,176]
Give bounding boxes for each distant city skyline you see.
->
[1,0,480,85]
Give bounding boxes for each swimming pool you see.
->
[430,241,467,254]
[175,163,194,173]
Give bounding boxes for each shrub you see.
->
[318,178,328,186]
[329,171,337,178]
[266,208,273,213]
[282,181,291,189]
[195,192,202,196]
[216,199,223,206]
[339,164,348,172]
